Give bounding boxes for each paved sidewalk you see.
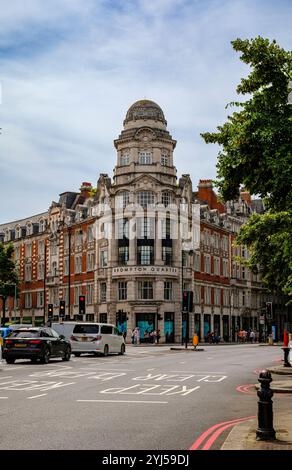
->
[222,364,292,450]
[221,412,292,450]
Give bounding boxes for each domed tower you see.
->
[113,99,177,188]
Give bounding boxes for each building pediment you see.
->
[134,127,157,142]
[130,173,161,189]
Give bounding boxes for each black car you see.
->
[3,327,71,364]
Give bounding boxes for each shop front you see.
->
[136,312,155,343]
[164,312,174,343]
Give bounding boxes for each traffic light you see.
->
[266,302,273,320]
[48,304,53,319]
[79,295,86,316]
[182,291,193,312]
[116,311,122,324]
[182,291,188,312]
[59,300,65,318]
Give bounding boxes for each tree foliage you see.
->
[201,37,292,298]
[236,211,292,296]
[0,243,19,325]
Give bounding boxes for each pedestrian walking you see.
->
[134,327,140,345]
[156,329,161,344]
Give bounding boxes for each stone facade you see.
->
[1,99,280,341]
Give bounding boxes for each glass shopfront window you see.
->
[164,312,174,343]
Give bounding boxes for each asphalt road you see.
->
[0,344,281,450]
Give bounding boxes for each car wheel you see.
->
[119,344,125,355]
[6,358,15,364]
[74,352,81,357]
[41,348,50,364]
[103,345,109,357]
[62,348,71,361]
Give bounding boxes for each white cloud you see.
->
[0,0,291,223]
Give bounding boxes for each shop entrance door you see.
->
[136,313,155,343]
[204,314,211,341]
[223,316,229,342]
[164,312,174,343]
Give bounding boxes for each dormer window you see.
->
[26,223,32,236]
[120,152,129,166]
[15,226,21,239]
[139,151,152,165]
[39,219,46,233]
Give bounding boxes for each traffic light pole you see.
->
[181,250,184,346]
[68,226,71,320]
[43,240,47,325]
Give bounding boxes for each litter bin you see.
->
[268,334,273,346]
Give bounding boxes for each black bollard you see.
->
[281,347,291,367]
[256,370,276,441]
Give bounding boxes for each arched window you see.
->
[15,226,21,239]
[137,191,155,208]
[26,223,32,236]
[39,219,46,233]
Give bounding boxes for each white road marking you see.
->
[169,370,228,375]
[77,399,168,404]
[27,394,47,399]
[100,384,201,396]
[0,397,8,399]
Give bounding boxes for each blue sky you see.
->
[0,0,291,223]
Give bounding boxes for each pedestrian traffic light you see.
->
[48,304,53,319]
[182,291,193,312]
[79,295,86,316]
[266,302,273,320]
[59,300,65,318]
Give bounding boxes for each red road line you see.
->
[236,384,256,394]
[201,416,255,450]
[189,416,256,450]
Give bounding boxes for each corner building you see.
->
[2,100,282,341]
[96,100,193,343]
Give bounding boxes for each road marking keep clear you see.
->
[100,384,201,396]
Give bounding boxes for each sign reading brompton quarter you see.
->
[112,266,178,276]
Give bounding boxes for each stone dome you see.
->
[124,99,167,126]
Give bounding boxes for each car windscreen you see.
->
[73,325,100,334]
[10,330,40,338]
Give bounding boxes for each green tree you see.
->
[0,243,19,325]
[201,37,292,298]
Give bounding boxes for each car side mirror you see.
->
[59,334,65,340]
